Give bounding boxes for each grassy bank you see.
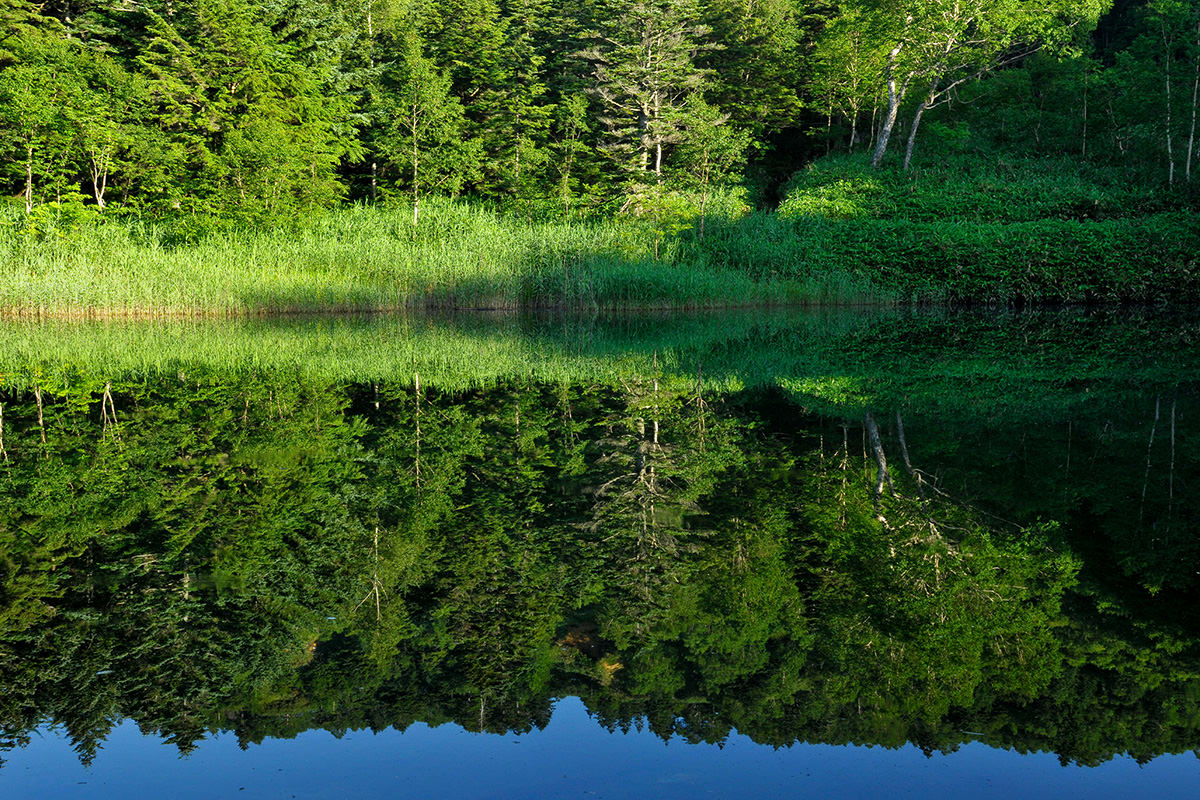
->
[2,156,1196,315]
[0,199,883,315]
[767,155,1200,303]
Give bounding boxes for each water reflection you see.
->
[0,310,1198,772]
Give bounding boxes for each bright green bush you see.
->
[778,154,1191,223]
[777,213,1200,303]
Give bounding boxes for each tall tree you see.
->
[701,0,806,147]
[136,0,358,214]
[581,0,716,183]
[832,0,1110,168]
[672,94,750,237]
[810,3,889,153]
[376,29,479,222]
[0,37,85,212]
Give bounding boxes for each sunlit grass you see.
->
[0,200,891,316]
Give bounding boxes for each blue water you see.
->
[3,697,1197,799]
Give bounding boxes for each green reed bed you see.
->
[0,200,855,316]
[4,159,1196,314]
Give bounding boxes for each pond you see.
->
[1,308,1198,797]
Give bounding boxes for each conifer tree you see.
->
[581,0,716,183]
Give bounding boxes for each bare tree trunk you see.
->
[1187,19,1199,181]
[101,382,119,441]
[1140,396,1161,521]
[414,372,422,491]
[869,98,879,150]
[515,112,522,184]
[826,103,833,154]
[373,526,382,621]
[1169,397,1176,513]
[903,84,938,171]
[34,385,45,444]
[91,167,107,211]
[653,86,663,177]
[366,0,379,204]
[25,146,33,214]
[872,42,906,168]
[412,106,420,225]
[864,412,895,513]
[639,110,650,172]
[1065,419,1072,478]
[895,411,924,499]
[1165,21,1176,185]
[839,425,849,528]
[1082,65,1089,158]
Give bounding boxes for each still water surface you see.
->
[0,308,1197,796]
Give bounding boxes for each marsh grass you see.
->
[0,199,889,316]
[4,166,1195,315]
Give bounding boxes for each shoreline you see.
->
[1,296,1198,320]
[4,200,1196,316]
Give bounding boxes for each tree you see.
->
[0,0,61,65]
[488,12,555,202]
[136,0,358,214]
[581,0,715,182]
[550,92,593,213]
[672,95,750,238]
[810,4,889,153]
[1141,0,1200,184]
[1089,0,1200,182]
[701,0,806,148]
[377,29,480,223]
[69,55,146,211]
[837,0,1109,168]
[0,38,85,212]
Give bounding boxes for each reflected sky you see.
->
[4,697,1199,799]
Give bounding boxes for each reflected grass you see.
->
[0,308,1195,419]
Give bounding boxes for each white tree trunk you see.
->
[903,84,937,170]
[25,146,33,214]
[871,42,906,168]
[1164,21,1176,185]
[1187,19,1199,181]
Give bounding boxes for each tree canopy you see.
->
[2,0,1195,219]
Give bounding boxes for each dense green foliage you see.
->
[0,0,1198,308]
[0,308,1195,412]
[1,312,1198,766]
[772,154,1200,302]
[0,0,1196,217]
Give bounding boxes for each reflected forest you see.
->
[1,327,1198,769]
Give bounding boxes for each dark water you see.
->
[1,309,1198,796]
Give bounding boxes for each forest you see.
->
[1,0,1199,310]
